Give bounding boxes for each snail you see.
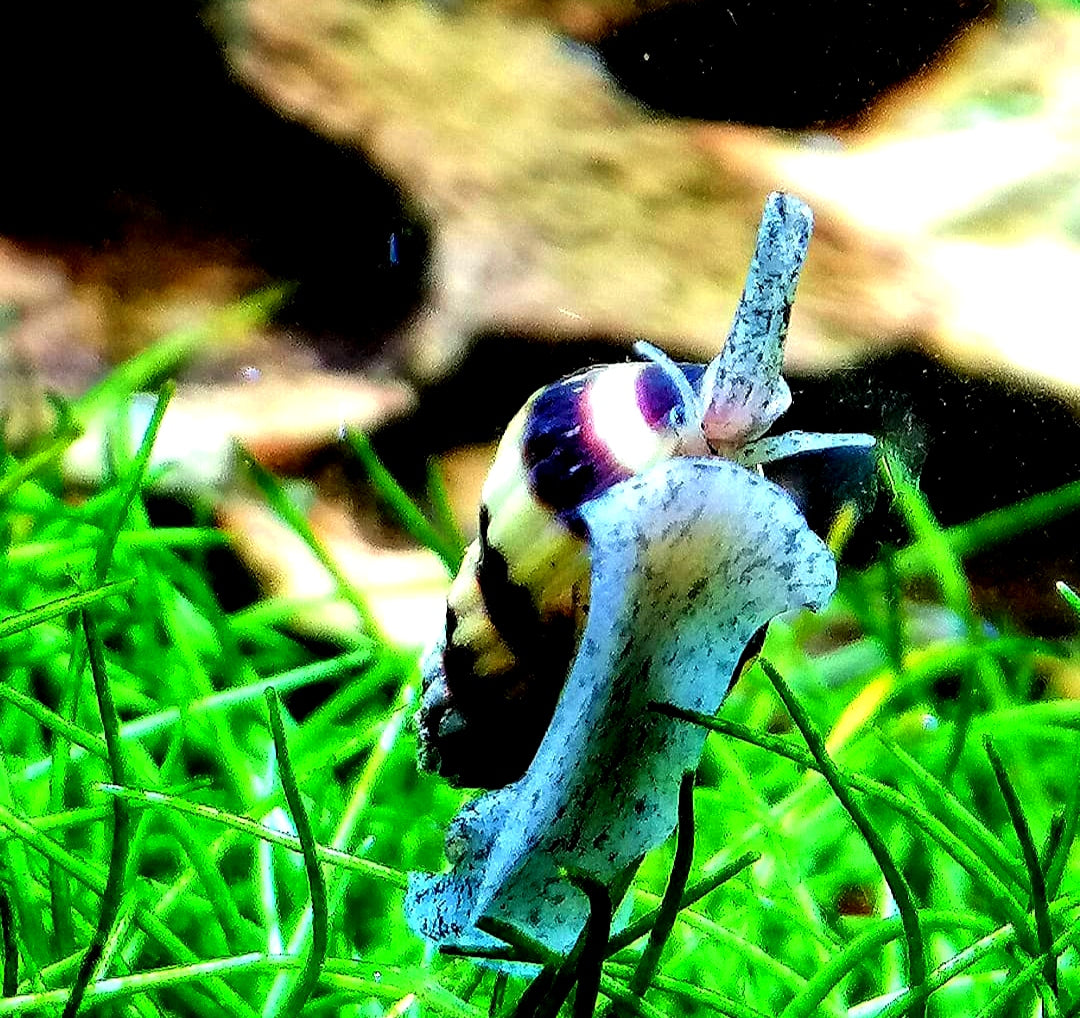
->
[416,191,871,791]
[409,192,874,952]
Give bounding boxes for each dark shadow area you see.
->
[1,0,430,354]
[594,0,994,128]
[783,348,1080,634]
[145,495,263,612]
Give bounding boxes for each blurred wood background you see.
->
[3,0,1080,641]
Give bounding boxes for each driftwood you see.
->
[228,0,942,377]
[225,0,1080,392]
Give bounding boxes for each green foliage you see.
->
[1,336,1079,1017]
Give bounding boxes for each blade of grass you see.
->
[853,886,1080,1017]
[880,453,1009,781]
[262,688,328,1017]
[564,871,611,1018]
[426,458,467,569]
[291,650,404,760]
[70,287,290,429]
[48,648,80,962]
[454,967,486,1005]
[1040,810,1068,881]
[345,430,462,573]
[972,910,1080,1018]
[138,554,251,805]
[110,671,409,980]
[92,894,138,1005]
[984,737,1057,998]
[476,917,557,966]
[243,451,384,641]
[628,771,695,998]
[0,425,82,502]
[0,793,279,1018]
[527,919,589,1018]
[517,861,641,1018]
[1044,736,1080,900]
[596,978,666,1018]
[0,675,109,768]
[0,745,51,969]
[892,477,1080,579]
[97,785,405,886]
[0,580,135,641]
[63,609,133,1018]
[651,702,1034,935]
[0,885,16,996]
[879,453,968,620]
[5,528,229,573]
[506,965,559,1018]
[0,953,286,1016]
[786,909,999,1017]
[757,660,926,1018]
[0,954,481,1018]
[606,851,759,955]
[617,967,773,1018]
[93,383,173,582]
[45,391,169,974]
[704,736,833,964]
[19,648,373,784]
[645,902,814,1001]
[162,809,258,954]
[315,678,413,889]
[261,677,414,1013]
[857,920,1018,1018]
[879,734,1026,889]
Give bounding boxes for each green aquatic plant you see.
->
[0,303,1079,1016]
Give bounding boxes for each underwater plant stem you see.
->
[528,925,589,1018]
[629,771,695,998]
[1044,736,1080,902]
[606,851,758,956]
[263,687,329,1017]
[347,430,464,573]
[93,382,173,583]
[0,885,16,996]
[758,660,927,1018]
[64,610,132,1018]
[0,579,135,641]
[566,872,612,1018]
[984,737,1057,999]
[243,450,386,643]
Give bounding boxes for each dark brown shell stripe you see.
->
[424,360,697,787]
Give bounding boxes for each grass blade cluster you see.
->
[1,329,1078,1016]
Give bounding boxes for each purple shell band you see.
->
[522,371,628,514]
[635,361,686,429]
